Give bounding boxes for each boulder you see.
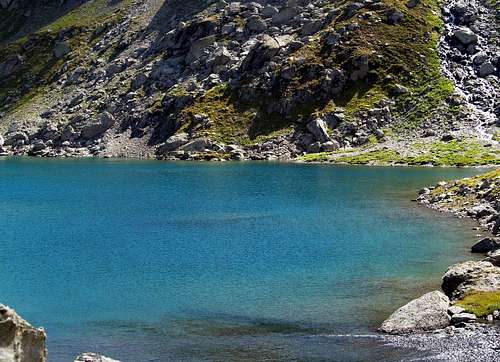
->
[386,9,404,25]
[451,312,477,325]
[471,237,500,253]
[307,119,330,143]
[179,137,214,152]
[246,15,267,32]
[379,291,450,334]
[272,7,298,25]
[0,304,47,361]
[4,131,28,146]
[478,63,495,77]
[447,305,465,315]
[442,261,500,299]
[321,140,340,152]
[80,112,115,139]
[54,41,70,59]
[0,54,22,77]
[0,135,4,147]
[241,35,280,71]
[158,133,189,153]
[486,249,500,266]
[453,28,478,45]
[74,353,120,362]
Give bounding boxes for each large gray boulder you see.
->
[442,261,500,299]
[453,28,478,45]
[158,133,189,153]
[307,119,330,143]
[80,112,115,139]
[179,137,214,152]
[379,291,450,334]
[241,35,280,71]
[0,304,47,361]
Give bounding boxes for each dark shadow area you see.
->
[146,0,212,34]
[0,0,90,44]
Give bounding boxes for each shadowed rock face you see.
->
[379,291,450,334]
[0,304,46,362]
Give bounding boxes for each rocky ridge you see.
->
[0,0,497,162]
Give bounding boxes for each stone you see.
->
[241,35,280,71]
[478,63,495,77]
[131,72,148,89]
[0,54,22,77]
[272,7,298,25]
[0,135,4,147]
[186,35,216,63]
[442,261,500,299]
[0,304,47,361]
[4,131,28,146]
[451,312,477,325]
[54,41,70,59]
[471,237,500,253]
[453,28,478,46]
[386,9,404,25]
[379,291,450,334]
[307,119,330,143]
[179,137,213,152]
[321,140,340,152]
[448,305,465,315]
[406,0,420,8]
[261,5,278,18]
[80,112,115,139]
[74,352,120,362]
[300,20,323,36]
[158,133,189,153]
[246,15,267,32]
[486,249,500,266]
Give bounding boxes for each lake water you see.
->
[0,158,486,361]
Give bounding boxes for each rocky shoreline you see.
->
[378,168,500,360]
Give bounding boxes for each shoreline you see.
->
[378,168,500,359]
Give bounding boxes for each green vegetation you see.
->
[298,140,500,166]
[456,291,500,317]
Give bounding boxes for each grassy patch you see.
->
[456,291,500,317]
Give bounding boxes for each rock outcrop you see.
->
[379,291,451,334]
[442,260,500,300]
[0,304,46,362]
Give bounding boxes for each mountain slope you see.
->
[0,0,498,163]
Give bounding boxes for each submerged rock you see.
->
[74,353,121,362]
[379,291,450,334]
[0,304,47,362]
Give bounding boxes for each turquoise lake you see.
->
[0,158,486,361]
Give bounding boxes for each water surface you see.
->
[0,158,485,361]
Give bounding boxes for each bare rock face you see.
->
[379,291,451,334]
[0,304,47,362]
[74,352,121,362]
[442,261,500,299]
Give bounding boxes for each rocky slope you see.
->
[0,0,498,162]
[418,168,500,233]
